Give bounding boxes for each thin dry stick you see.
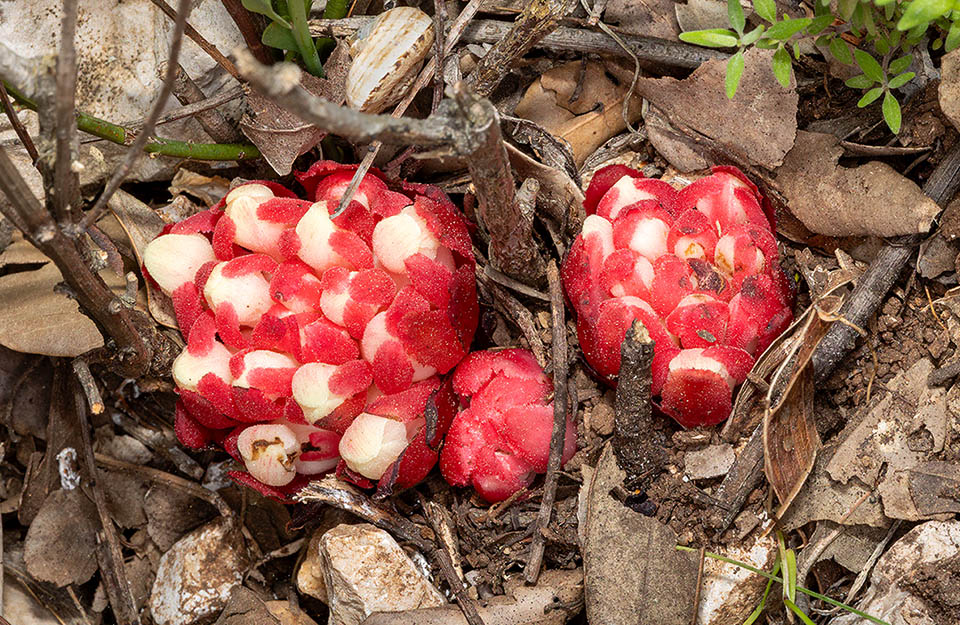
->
[466,0,576,97]
[310,16,726,69]
[524,261,568,584]
[72,359,104,415]
[422,499,486,625]
[237,53,458,147]
[149,0,242,80]
[94,453,233,517]
[80,0,193,231]
[72,382,140,625]
[0,81,38,163]
[50,0,81,225]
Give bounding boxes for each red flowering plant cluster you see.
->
[439,349,577,503]
[143,162,478,498]
[561,165,794,428]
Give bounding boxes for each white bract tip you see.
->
[296,201,344,273]
[371,206,437,274]
[172,341,233,392]
[338,413,416,480]
[233,350,299,389]
[292,363,344,423]
[203,262,274,326]
[143,233,216,294]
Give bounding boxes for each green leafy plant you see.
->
[676,545,891,625]
[242,0,349,77]
[680,0,960,134]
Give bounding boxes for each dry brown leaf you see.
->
[777,131,940,237]
[24,488,99,587]
[108,189,177,328]
[514,59,643,167]
[939,48,960,134]
[634,48,798,170]
[907,461,960,516]
[606,0,679,39]
[764,366,819,520]
[242,42,351,175]
[0,262,104,357]
[506,143,585,233]
[168,168,231,207]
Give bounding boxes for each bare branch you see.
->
[80,0,193,231]
[235,51,460,147]
[149,0,242,80]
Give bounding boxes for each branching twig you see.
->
[149,0,242,80]
[80,0,193,231]
[237,53,459,146]
[0,147,153,376]
[524,261,568,584]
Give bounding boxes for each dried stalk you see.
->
[524,261,568,583]
[168,63,241,143]
[149,0,241,80]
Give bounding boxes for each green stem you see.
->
[4,81,260,161]
[675,546,891,625]
[289,0,325,77]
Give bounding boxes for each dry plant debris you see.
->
[3,1,960,625]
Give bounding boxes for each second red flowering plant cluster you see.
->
[145,160,792,503]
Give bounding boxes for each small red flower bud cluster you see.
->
[561,166,794,428]
[440,349,577,503]
[143,162,478,498]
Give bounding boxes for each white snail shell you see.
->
[345,7,435,114]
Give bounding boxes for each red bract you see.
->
[562,166,793,428]
[144,163,478,500]
[440,349,577,503]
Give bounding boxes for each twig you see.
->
[153,87,245,127]
[80,0,194,231]
[477,268,548,367]
[0,81,38,163]
[93,453,233,517]
[168,63,241,143]
[237,53,459,147]
[452,83,545,285]
[812,142,960,382]
[220,0,276,65]
[524,261,569,584]
[310,16,726,69]
[297,477,435,553]
[71,381,141,625]
[466,0,575,97]
[72,359,104,415]
[46,0,81,225]
[483,264,549,301]
[0,147,153,376]
[422,499,486,625]
[149,0,242,80]
[612,320,665,481]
